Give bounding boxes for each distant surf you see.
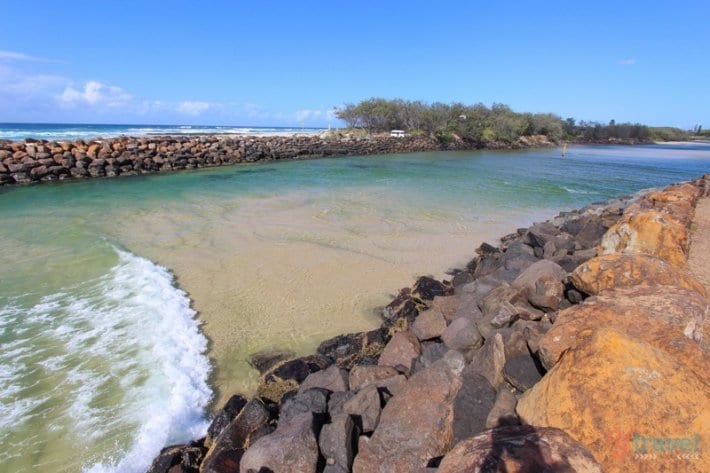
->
[0,123,326,141]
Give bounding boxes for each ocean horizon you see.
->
[0,123,327,142]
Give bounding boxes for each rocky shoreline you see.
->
[0,133,554,187]
[148,175,709,473]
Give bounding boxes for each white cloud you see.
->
[176,100,210,116]
[618,58,636,66]
[0,49,57,62]
[59,80,132,107]
[294,109,324,122]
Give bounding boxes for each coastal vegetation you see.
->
[335,98,698,144]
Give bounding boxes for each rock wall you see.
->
[148,175,709,473]
[0,133,554,187]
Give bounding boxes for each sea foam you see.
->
[0,248,212,473]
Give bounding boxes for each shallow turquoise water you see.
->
[0,143,708,472]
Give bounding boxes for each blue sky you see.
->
[1,0,708,128]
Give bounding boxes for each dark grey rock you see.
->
[201,398,271,473]
[452,372,497,443]
[248,349,296,374]
[503,354,545,392]
[205,394,248,448]
[279,388,329,424]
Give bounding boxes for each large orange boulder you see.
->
[624,182,700,226]
[517,328,710,473]
[600,210,689,267]
[538,285,708,379]
[570,253,706,297]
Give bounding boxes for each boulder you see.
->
[377,331,421,372]
[343,384,382,433]
[502,353,544,392]
[381,288,425,325]
[317,329,387,369]
[441,316,483,355]
[624,182,700,226]
[411,276,452,300]
[201,399,271,473]
[575,217,608,249]
[259,354,333,402]
[485,387,519,428]
[411,308,447,341]
[319,414,359,472]
[479,284,528,328]
[327,391,355,416]
[298,365,349,393]
[518,328,710,473]
[279,388,329,424]
[428,295,460,321]
[352,359,463,473]
[570,253,706,297]
[148,443,206,473]
[466,332,506,388]
[538,285,709,379]
[452,372,497,443]
[416,341,448,369]
[348,365,399,391]
[437,426,603,473]
[239,413,319,473]
[512,260,567,311]
[456,274,503,301]
[248,350,296,374]
[205,394,248,448]
[451,293,484,321]
[600,210,690,267]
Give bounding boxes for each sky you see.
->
[0,0,708,128]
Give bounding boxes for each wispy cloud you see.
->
[176,100,211,116]
[617,58,636,66]
[59,80,132,107]
[0,49,59,63]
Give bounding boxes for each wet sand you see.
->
[111,187,546,406]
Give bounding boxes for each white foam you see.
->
[0,248,212,473]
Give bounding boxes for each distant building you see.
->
[390,130,406,137]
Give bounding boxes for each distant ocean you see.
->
[0,123,326,141]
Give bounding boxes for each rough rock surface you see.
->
[352,359,463,473]
[570,253,706,296]
[239,413,319,473]
[538,285,709,378]
[518,328,710,473]
[411,308,447,341]
[377,331,421,371]
[437,426,604,473]
[600,210,690,266]
[511,260,568,310]
[201,399,271,473]
[299,365,349,393]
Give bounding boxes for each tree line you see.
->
[335,98,694,144]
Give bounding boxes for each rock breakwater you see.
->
[0,133,554,187]
[147,175,709,473]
